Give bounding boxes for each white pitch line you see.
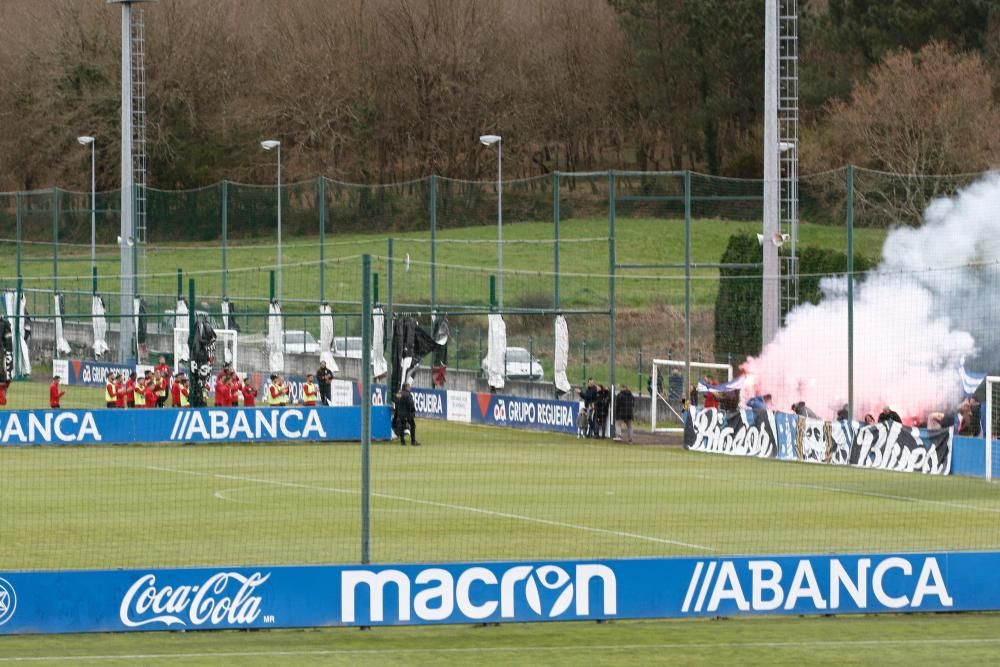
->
[144,465,714,552]
[212,487,251,504]
[4,637,1000,662]
[777,481,1000,514]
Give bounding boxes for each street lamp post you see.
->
[261,140,282,301]
[78,136,96,272]
[479,134,502,308]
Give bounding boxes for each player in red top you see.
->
[49,375,65,409]
[170,374,183,407]
[105,374,117,408]
[143,380,157,408]
[115,374,126,408]
[154,356,171,380]
[241,378,257,407]
[125,372,137,408]
[215,376,231,407]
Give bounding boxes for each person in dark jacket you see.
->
[593,384,611,439]
[394,382,419,446]
[615,384,636,443]
[577,378,597,438]
[316,359,335,406]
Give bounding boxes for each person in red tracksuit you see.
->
[105,374,117,408]
[215,375,232,407]
[170,373,183,407]
[115,375,126,408]
[50,375,65,409]
[125,372,137,408]
[143,379,157,408]
[241,382,257,407]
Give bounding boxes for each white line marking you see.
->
[4,638,1000,662]
[690,473,1000,515]
[144,465,714,551]
[212,487,250,504]
[777,481,1000,514]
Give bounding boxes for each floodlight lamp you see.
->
[260,140,280,151]
[78,136,95,146]
[771,233,790,247]
[479,134,501,146]
[779,141,796,153]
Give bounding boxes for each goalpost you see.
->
[985,376,1000,481]
[650,359,733,433]
[173,328,239,374]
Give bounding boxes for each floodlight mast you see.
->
[108,0,156,363]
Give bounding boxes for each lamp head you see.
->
[78,136,95,146]
[260,140,280,151]
[479,134,501,146]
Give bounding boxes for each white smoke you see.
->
[743,173,1000,421]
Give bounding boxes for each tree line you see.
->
[0,0,997,192]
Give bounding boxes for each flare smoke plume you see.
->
[743,174,1000,420]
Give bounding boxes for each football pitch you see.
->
[3,416,1000,663]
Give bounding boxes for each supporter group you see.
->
[48,356,326,409]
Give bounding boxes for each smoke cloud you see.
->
[743,173,1000,421]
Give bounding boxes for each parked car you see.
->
[283,329,320,354]
[481,347,544,381]
[333,336,363,359]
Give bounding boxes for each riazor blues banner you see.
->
[0,551,997,634]
[686,408,953,476]
[0,406,392,446]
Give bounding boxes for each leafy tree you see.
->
[714,234,873,359]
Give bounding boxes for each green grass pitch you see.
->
[3,389,1000,663]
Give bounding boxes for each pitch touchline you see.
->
[4,637,1000,662]
[777,481,1000,514]
[144,465,714,551]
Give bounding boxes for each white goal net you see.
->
[173,328,239,374]
[650,358,733,433]
[985,376,1000,481]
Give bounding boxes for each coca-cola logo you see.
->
[119,572,270,628]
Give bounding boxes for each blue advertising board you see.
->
[473,393,581,435]
[0,550,994,634]
[0,406,392,446]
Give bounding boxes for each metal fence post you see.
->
[15,192,21,280]
[53,188,60,293]
[846,165,855,419]
[684,170,692,406]
[360,254,373,565]
[319,176,326,303]
[429,175,437,308]
[221,180,228,298]
[553,171,560,310]
[608,171,617,390]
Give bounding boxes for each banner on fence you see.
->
[686,408,953,475]
[473,393,580,434]
[1,550,994,634]
[0,406,392,446]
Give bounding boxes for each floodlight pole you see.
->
[762,0,781,348]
